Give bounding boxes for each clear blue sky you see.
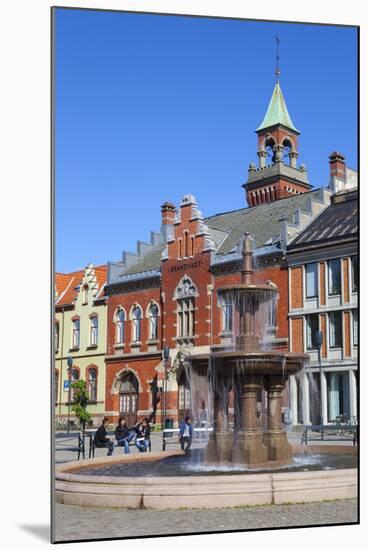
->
[55,8,357,273]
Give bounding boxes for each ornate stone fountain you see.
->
[190,233,309,467]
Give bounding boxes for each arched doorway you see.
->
[119,372,139,427]
[178,370,191,421]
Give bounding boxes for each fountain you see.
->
[55,234,357,510]
[189,233,309,467]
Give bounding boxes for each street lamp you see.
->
[315,331,323,440]
[67,355,73,434]
[163,346,170,430]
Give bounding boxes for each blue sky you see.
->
[55,9,357,272]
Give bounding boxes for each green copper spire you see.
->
[256,81,300,134]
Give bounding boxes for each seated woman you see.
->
[93,416,114,456]
[114,416,136,454]
[135,418,151,452]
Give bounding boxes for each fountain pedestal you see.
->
[205,387,233,463]
[263,376,293,463]
[232,376,268,465]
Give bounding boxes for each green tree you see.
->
[71,379,91,428]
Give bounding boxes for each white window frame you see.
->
[72,319,80,348]
[116,309,125,344]
[90,316,98,346]
[305,262,318,298]
[329,311,343,348]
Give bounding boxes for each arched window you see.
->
[132,306,142,342]
[119,372,139,427]
[72,318,80,348]
[116,308,125,344]
[174,277,197,338]
[149,304,159,340]
[82,284,89,305]
[190,236,194,257]
[90,315,98,346]
[55,321,60,351]
[184,231,189,258]
[265,137,276,164]
[178,238,182,260]
[87,367,97,401]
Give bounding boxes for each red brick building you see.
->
[104,80,331,427]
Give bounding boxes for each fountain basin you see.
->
[55,446,357,509]
[190,351,308,376]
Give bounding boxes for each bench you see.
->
[162,427,213,451]
[301,424,357,446]
[86,430,151,459]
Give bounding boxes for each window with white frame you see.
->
[149,304,159,340]
[55,322,60,350]
[87,367,97,401]
[116,308,125,344]
[353,309,358,346]
[222,300,233,332]
[328,259,341,295]
[132,306,142,342]
[305,263,318,298]
[90,315,98,346]
[306,314,319,350]
[351,256,358,293]
[72,318,80,348]
[329,311,342,348]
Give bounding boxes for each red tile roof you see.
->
[55,265,107,307]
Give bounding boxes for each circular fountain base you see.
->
[55,447,357,509]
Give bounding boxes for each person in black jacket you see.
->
[135,418,151,452]
[115,416,136,454]
[94,417,114,456]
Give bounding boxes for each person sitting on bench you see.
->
[115,416,136,454]
[179,415,193,453]
[135,418,151,452]
[94,416,114,456]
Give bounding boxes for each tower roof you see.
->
[256,81,299,134]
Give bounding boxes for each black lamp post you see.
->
[67,355,73,434]
[315,331,323,439]
[163,346,170,429]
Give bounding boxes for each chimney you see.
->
[329,152,346,192]
[161,201,176,241]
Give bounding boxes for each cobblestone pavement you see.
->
[54,499,358,542]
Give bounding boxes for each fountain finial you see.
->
[241,233,254,284]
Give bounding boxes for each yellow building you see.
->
[54,264,107,428]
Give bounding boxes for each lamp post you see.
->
[163,346,170,430]
[315,331,323,440]
[67,355,73,434]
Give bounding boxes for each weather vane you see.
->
[275,34,280,81]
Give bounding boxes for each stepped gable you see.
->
[110,189,326,281]
[55,265,107,306]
